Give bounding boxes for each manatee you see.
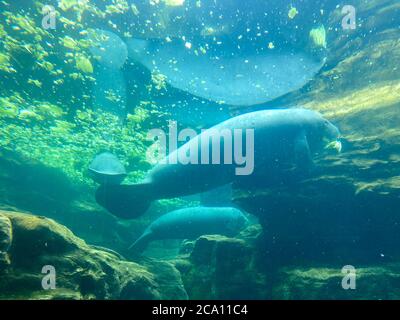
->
[127,37,325,106]
[87,0,332,117]
[95,108,341,219]
[130,207,248,252]
[89,152,127,185]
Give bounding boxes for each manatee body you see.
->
[130,207,248,252]
[87,0,333,118]
[127,38,325,106]
[95,108,340,219]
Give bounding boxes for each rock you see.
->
[235,173,400,266]
[173,230,400,300]
[0,210,187,300]
[177,234,268,300]
[273,264,400,300]
[140,258,189,300]
[0,213,12,267]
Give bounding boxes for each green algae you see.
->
[0,96,151,185]
[75,54,93,74]
[0,210,187,300]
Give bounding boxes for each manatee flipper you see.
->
[95,183,153,219]
[128,230,153,253]
[294,131,313,172]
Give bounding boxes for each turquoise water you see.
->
[0,0,399,300]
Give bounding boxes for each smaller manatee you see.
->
[89,152,127,185]
[130,207,248,253]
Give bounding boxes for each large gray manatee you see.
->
[95,108,340,219]
[126,37,325,106]
[130,206,248,252]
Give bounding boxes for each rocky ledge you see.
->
[0,210,187,300]
[174,227,400,300]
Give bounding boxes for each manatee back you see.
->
[149,207,245,240]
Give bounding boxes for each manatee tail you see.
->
[95,183,153,219]
[128,231,153,253]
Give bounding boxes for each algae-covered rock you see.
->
[0,213,12,267]
[273,264,400,300]
[173,230,400,300]
[0,210,187,300]
[177,234,268,300]
[235,176,400,266]
[139,258,188,300]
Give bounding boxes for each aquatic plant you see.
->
[0,52,12,71]
[309,25,327,49]
[0,24,7,38]
[0,92,154,186]
[0,96,19,118]
[163,0,185,7]
[105,0,129,15]
[150,71,168,91]
[59,0,81,12]
[60,36,80,50]
[75,54,93,74]
[288,6,299,19]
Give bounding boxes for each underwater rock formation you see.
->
[175,229,268,300]
[234,170,400,266]
[0,214,12,269]
[0,210,187,300]
[273,264,400,300]
[173,226,400,300]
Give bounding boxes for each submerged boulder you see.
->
[273,264,400,300]
[0,210,187,300]
[175,232,268,300]
[0,213,12,268]
[173,226,400,300]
